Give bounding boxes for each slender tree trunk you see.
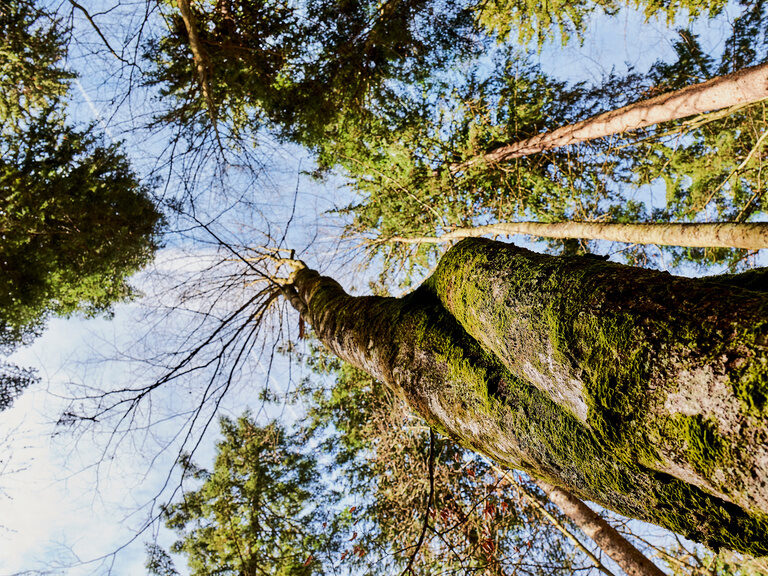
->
[451,62,768,172]
[177,0,219,129]
[283,237,768,556]
[388,221,768,250]
[494,466,618,576]
[495,462,663,576]
[534,480,666,576]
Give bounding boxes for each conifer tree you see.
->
[0,0,162,347]
[153,415,341,576]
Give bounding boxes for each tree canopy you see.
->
[0,0,71,125]
[0,115,162,345]
[145,0,478,146]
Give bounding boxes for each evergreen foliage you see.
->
[0,361,38,411]
[0,0,71,126]
[144,0,736,148]
[0,114,162,345]
[158,415,341,576]
[631,4,768,268]
[475,0,728,45]
[145,0,478,146]
[0,0,162,347]
[322,2,768,274]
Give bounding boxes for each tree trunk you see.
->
[177,0,218,125]
[451,62,768,172]
[388,221,768,250]
[534,480,666,576]
[284,237,768,556]
[494,464,661,576]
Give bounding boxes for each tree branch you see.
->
[451,62,768,172]
[490,465,617,576]
[535,480,667,576]
[67,0,130,64]
[176,0,221,143]
[386,221,768,250]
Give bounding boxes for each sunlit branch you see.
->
[452,63,768,172]
[385,221,768,250]
[490,466,617,576]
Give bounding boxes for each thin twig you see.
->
[694,129,768,216]
[67,0,130,64]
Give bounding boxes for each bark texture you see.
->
[388,221,768,250]
[288,238,768,556]
[452,62,768,172]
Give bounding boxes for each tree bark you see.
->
[535,480,666,576]
[285,237,768,556]
[388,221,768,250]
[451,62,768,172]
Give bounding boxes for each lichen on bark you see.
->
[288,238,768,556]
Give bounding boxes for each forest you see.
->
[2,0,768,574]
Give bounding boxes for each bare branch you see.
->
[401,428,436,576]
[67,0,130,64]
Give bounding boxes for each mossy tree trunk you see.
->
[285,237,768,556]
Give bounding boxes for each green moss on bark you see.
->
[426,238,768,516]
[400,289,768,555]
[659,414,732,477]
[730,323,768,417]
